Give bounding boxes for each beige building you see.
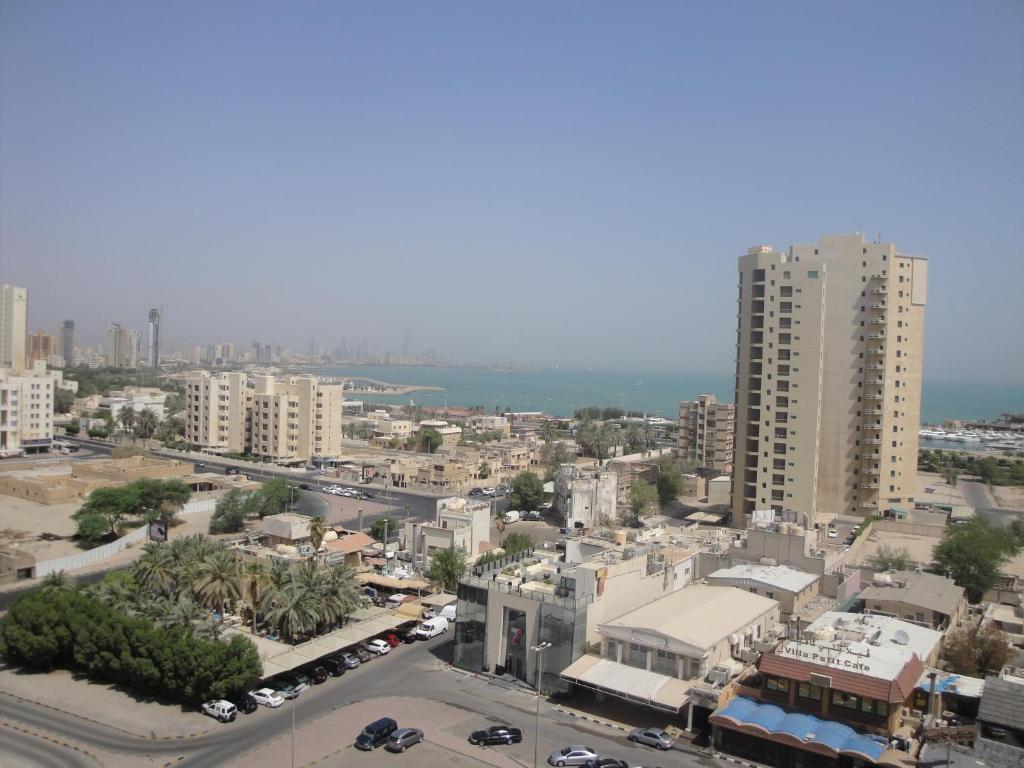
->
[1,284,28,373]
[705,563,820,618]
[107,323,141,369]
[251,374,343,463]
[0,361,54,456]
[403,496,492,564]
[417,419,462,451]
[27,331,57,366]
[732,234,927,526]
[678,395,735,472]
[185,371,252,453]
[855,570,966,631]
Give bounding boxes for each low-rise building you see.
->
[466,414,511,438]
[708,475,732,506]
[554,464,617,529]
[403,497,491,565]
[0,361,54,456]
[417,419,462,451]
[977,673,1024,751]
[705,563,820,618]
[855,570,967,631]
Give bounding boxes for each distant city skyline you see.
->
[2,2,1022,381]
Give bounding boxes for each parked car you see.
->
[365,638,391,656]
[400,625,419,643]
[363,491,376,499]
[320,657,348,677]
[233,692,257,714]
[482,487,496,496]
[271,676,308,699]
[292,670,315,688]
[386,727,424,752]
[469,487,483,496]
[201,700,237,723]
[352,645,372,663]
[827,526,839,538]
[252,688,285,708]
[549,745,599,766]
[355,717,399,751]
[584,759,628,768]
[628,727,675,750]
[844,532,856,545]
[381,632,401,647]
[495,484,509,495]
[523,510,540,521]
[469,725,523,745]
[299,664,328,684]
[299,483,311,490]
[337,651,361,669]
[415,616,449,639]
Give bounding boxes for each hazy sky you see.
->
[1,1,1022,379]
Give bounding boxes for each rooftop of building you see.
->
[805,611,943,663]
[857,570,965,615]
[599,584,780,652]
[707,563,820,593]
[978,675,1024,730]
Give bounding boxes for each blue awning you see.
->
[711,697,886,762]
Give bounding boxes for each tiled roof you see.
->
[758,651,923,703]
[978,676,1024,730]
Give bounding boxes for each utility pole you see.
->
[531,641,551,768]
[291,693,296,768]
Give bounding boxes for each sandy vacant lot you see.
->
[848,528,940,569]
[993,485,1024,511]
[0,495,84,560]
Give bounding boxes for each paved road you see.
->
[0,635,716,768]
[960,480,1024,528]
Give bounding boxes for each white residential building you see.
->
[0,361,54,456]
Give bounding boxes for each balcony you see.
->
[869,286,887,295]
[861,452,878,460]
[866,303,886,310]
[868,315,886,324]
[865,392,883,400]
[861,500,878,508]
[865,437,881,445]
[863,408,883,416]
[863,466,880,475]
[861,482,879,489]
[862,422,882,432]
[866,363,885,371]
[868,333,886,340]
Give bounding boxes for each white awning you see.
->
[560,655,690,712]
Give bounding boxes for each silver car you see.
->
[628,727,675,750]
[386,727,424,752]
[549,745,599,766]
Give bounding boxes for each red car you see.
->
[381,633,401,648]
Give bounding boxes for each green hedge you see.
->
[1,588,261,706]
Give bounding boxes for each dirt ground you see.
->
[847,528,940,569]
[0,495,84,560]
[992,485,1024,510]
[917,471,968,504]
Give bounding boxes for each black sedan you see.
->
[585,759,628,768]
[232,692,258,714]
[469,725,523,746]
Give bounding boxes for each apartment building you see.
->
[732,234,927,526]
[0,361,54,456]
[147,308,161,367]
[184,371,252,453]
[251,374,343,463]
[60,320,75,367]
[107,323,142,369]
[0,284,28,373]
[678,395,735,472]
[554,464,617,528]
[27,331,57,366]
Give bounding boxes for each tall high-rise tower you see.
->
[60,320,75,366]
[731,234,927,527]
[148,308,161,367]
[0,284,28,372]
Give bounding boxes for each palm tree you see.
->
[308,516,327,560]
[91,571,143,614]
[323,565,361,627]
[266,585,318,643]
[165,595,203,631]
[118,407,137,441]
[134,542,175,597]
[540,420,556,444]
[242,561,265,631]
[134,408,159,443]
[494,508,508,547]
[193,549,240,613]
[40,570,73,591]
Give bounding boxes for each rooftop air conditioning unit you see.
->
[297,544,313,557]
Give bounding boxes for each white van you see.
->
[504,510,520,523]
[439,604,457,621]
[415,616,449,639]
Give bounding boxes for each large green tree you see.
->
[867,544,916,572]
[509,471,544,512]
[655,456,684,505]
[73,486,137,543]
[502,531,534,556]
[418,427,443,454]
[134,408,159,441]
[629,479,659,521]
[426,547,467,592]
[932,517,1020,602]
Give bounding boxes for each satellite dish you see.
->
[893,629,910,645]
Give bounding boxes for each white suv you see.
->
[201,700,237,722]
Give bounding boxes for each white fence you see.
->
[34,495,219,578]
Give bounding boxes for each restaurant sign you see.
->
[774,641,873,673]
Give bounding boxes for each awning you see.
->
[685,510,728,523]
[560,655,690,712]
[419,593,458,608]
[259,613,413,679]
[356,572,432,592]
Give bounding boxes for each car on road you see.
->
[549,745,599,766]
[233,692,258,714]
[319,657,348,677]
[584,759,628,768]
[251,688,285,708]
[482,487,496,496]
[469,487,483,496]
[299,483,312,490]
[415,616,449,639]
[495,484,509,495]
[362,491,376,499]
[844,532,856,546]
[337,651,361,669]
[399,625,419,643]
[225,467,240,475]
[355,717,399,751]
[628,727,675,750]
[380,632,401,647]
[827,526,839,538]
[201,700,237,723]
[469,725,523,745]
[386,727,424,752]
[352,645,372,663]
[523,510,540,521]
[271,676,308,699]
[299,663,328,684]
[196,462,207,469]
[365,638,391,656]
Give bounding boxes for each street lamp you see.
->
[531,641,551,768]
